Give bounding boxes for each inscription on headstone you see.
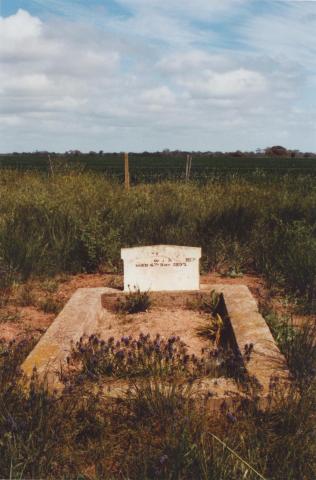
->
[121,245,201,292]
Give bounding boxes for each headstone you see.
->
[121,245,201,292]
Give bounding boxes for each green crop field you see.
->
[1,153,316,182]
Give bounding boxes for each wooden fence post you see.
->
[124,152,130,190]
[48,154,54,178]
[186,154,192,182]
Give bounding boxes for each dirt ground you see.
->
[0,272,314,344]
[97,307,212,357]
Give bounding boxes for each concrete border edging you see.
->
[202,284,290,395]
[21,287,117,388]
[21,284,290,404]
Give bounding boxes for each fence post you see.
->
[186,154,192,182]
[185,154,189,181]
[124,152,130,190]
[48,154,54,178]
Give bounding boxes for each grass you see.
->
[38,297,63,314]
[15,283,36,307]
[265,312,316,389]
[41,279,59,294]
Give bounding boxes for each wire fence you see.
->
[1,153,316,184]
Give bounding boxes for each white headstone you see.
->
[121,245,201,292]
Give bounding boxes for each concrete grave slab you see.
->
[21,283,290,407]
[121,245,201,292]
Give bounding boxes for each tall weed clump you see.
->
[265,312,316,389]
[0,172,122,277]
[254,220,316,308]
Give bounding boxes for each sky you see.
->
[0,0,315,152]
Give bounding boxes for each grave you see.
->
[21,245,290,409]
[121,245,201,292]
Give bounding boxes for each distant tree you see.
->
[290,150,300,158]
[232,150,243,157]
[265,146,288,156]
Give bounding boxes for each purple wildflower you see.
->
[115,349,125,360]
[226,412,237,423]
[159,454,168,465]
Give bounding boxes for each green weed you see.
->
[41,279,59,294]
[38,297,63,315]
[187,289,220,314]
[196,313,223,345]
[15,284,36,307]
[114,289,151,314]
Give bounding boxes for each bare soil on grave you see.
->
[1,272,314,344]
[96,307,212,358]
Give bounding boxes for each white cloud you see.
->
[4,74,51,93]
[0,9,121,111]
[140,86,175,106]
[179,68,267,98]
[158,50,232,74]
[0,8,42,41]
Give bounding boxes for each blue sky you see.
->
[0,0,315,152]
